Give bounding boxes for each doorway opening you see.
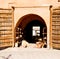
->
[15,14,47,48]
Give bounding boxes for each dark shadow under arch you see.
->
[15,14,47,48]
[15,14,47,30]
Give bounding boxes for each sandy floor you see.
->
[0,48,60,59]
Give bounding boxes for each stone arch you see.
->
[15,14,47,48]
[15,14,47,30]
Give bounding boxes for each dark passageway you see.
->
[15,14,47,48]
[23,20,46,43]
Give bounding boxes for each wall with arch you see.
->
[14,6,50,48]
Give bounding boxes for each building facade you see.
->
[0,0,60,49]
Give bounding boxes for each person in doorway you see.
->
[36,38,44,48]
[21,40,28,48]
[15,40,18,47]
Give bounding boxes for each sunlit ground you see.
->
[0,47,60,59]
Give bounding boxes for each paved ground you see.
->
[0,47,60,59]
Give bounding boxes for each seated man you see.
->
[21,40,28,48]
[36,41,44,48]
[36,38,44,48]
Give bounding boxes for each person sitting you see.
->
[21,40,28,48]
[36,38,44,48]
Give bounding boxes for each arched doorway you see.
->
[15,14,47,48]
